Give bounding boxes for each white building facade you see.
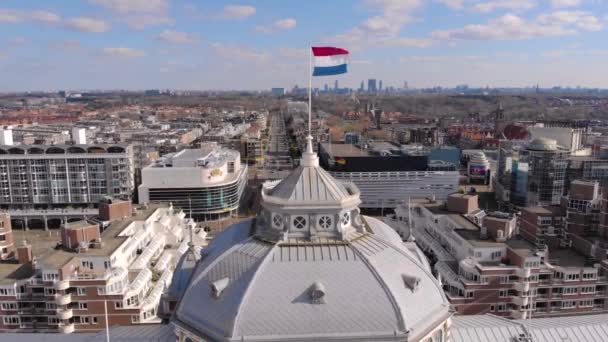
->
[138,144,247,221]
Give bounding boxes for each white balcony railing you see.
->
[54,279,70,291]
[56,308,73,320]
[58,323,75,334]
[55,293,72,306]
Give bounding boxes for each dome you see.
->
[172,136,452,342]
[528,137,558,151]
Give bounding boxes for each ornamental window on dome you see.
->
[272,214,283,229]
[293,216,307,229]
[341,212,351,227]
[318,215,332,230]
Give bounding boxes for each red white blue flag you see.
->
[312,47,349,76]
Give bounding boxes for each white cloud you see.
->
[101,47,146,58]
[0,9,61,24]
[90,0,172,29]
[89,0,168,14]
[29,10,61,24]
[327,0,425,50]
[550,0,582,8]
[254,25,272,33]
[157,30,199,44]
[431,11,604,41]
[436,0,464,9]
[273,18,296,30]
[0,9,23,23]
[125,15,173,30]
[472,0,537,14]
[219,5,256,20]
[256,18,297,33]
[538,11,602,32]
[377,37,434,48]
[66,17,110,33]
[211,43,270,63]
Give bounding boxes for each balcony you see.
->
[56,308,73,320]
[510,309,528,319]
[513,296,529,307]
[58,323,75,334]
[55,293,72,305]
[516,268,531,278]
[54,279,70,291]
[514,282,530,292]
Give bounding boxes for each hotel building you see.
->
[138,143,247,221]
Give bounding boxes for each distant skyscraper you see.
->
[324,84,328,92]
[379,80,383,92]
[334,80,338,90]
[404,81,409,89]
[368,79,377,93]
[360,81,364,92]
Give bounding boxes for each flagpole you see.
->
[308,43,312,137]
[104,300,110,342]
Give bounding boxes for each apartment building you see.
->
[0,214,14,260]
[138,143,247,221]
[0,143,133,209]
[386,192,608,319]
[0,201,193,333]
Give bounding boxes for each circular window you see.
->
[293,216,307,229]
[318,216,332,229]
[341,212,350,226]
[272,214,283,228]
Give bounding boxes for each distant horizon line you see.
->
[2,85,608,95]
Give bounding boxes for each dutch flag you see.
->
[312,47,349,76]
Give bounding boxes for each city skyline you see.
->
[1,0,608,91]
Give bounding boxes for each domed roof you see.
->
[528,137,558,151]
[173,218,451,341]
[172,136,452,341]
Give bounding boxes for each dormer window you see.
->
[318,215,333,230]
[341,212,351,227]
[272,214,283,229]
[293,216,307,229]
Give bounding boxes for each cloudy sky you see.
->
[0,0,607,91]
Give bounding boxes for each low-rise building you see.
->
[318,142,459,209]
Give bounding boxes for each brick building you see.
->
[0,202,194,333]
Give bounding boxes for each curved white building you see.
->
[138,143,247,221]
[172,137,452,341]
[467,151,490,184]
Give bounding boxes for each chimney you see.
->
[17,242,33,264]
[99,198,132,222]
[480,224,488,239]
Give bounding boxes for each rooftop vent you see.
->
[210,277,230,299]
[310,281,326,304]
[402,274,420,292]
